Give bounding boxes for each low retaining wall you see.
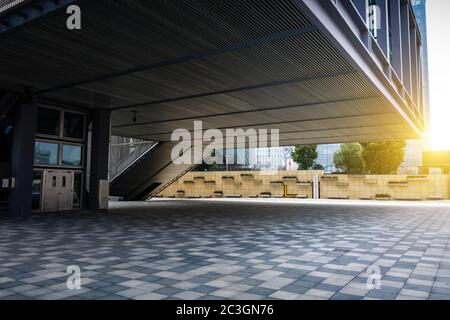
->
[156,171,450,201]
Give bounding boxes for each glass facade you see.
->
[33,106,87,211]
[316,144,341,173]
[34,141,59,165]
[64,112,84,139]
[62,144,82,166]
[31,170,42,210]
[73,172,82,208]
[37,107,60,137]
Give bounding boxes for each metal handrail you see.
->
[109,141,157,181]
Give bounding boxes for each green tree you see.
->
[333,143,364,174]
[291,145,318,170]
[312,163,324,170]
[361,141,406,174]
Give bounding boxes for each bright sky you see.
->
[427,0,450,150]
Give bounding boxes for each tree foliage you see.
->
[291,145,318,170]
[361,141,406,174]
[333,143,364,174]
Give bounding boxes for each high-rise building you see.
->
[411,0,431,129]
[401,0,432,172]
[316,144,341,173]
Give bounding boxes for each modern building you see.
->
[400,0,431,172]
[0,0,426,215]
[248,147,294,171]
[316,144,341,173]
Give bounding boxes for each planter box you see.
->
[336,182,349,187]
[270,181,283,185]
[395,196,422,201]
[204,180,216,184]
[183,181,195,185]
[388,181,408,187]
[406,175,428,181]
[222,176,234,181]
[321,176,338,182]
[428,195,443,200]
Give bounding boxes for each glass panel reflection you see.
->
[34,141,58,165]
[62,144,82,166]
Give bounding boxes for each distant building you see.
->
[421,150,450,174]
[399,0,432,172]
[250,147,294,171]
[316,144,340,173]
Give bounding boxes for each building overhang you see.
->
[0,0,424,146]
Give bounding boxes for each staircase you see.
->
[109,141,196,201]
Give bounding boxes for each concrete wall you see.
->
[157,171,450,201]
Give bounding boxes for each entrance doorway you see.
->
[42,170,74,212]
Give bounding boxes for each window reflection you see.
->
[34,141,58,165]
[31,171,42,210]
[62,144,82,166]
[73,172,82,208]
[64,112,84,139]
[37,107,60,137]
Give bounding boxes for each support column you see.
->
[8,90,37,216]
[88,108,111,211]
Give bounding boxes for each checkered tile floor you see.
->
[1,200,450,300]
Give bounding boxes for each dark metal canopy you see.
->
[0,0,422,145]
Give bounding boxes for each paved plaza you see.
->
[1,199,450,300]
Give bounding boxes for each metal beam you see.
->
[133,121,403,143]
[36,25,318,95]
[110,70,358,111]
[111,95,380,129]
[129,111,395,139]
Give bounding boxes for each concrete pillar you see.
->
[88,108,111,211]
[8,90,37,216]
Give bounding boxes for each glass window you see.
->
[73,172,82,209]
[62,144,82,166]
[37,107,60,137]
[34,141,58,165]
[31,171,42,210]
[64,112,84,139]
